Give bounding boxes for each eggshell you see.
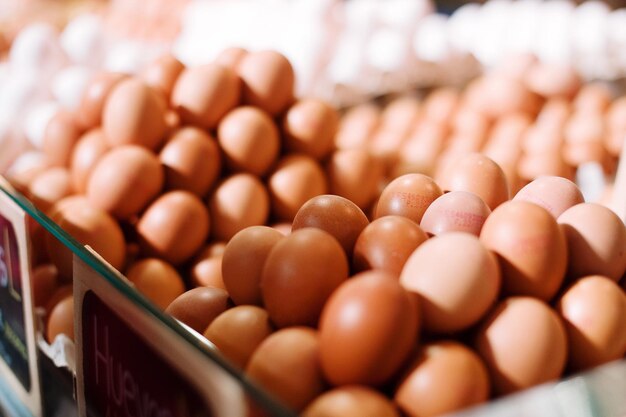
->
[31,264,60,308]
[28,168,73,213]
[513,176,584,218]
[136,191,210,265]
[189,242,227,290]
[204,305,273,369]
[214,47,248,69]
[353,215,428,277]
[573,83,612,113]
[140,53,184,99]
[475,297,567,395]
[160,127,221,196]
[420,191,491,237]
[42,110,82,167]
[217,106,280,176]
[375,174,442,224]
[556,275,626,372]
[126,258,185,310]
[171,63,240,129]
[524,63,581,99]
[238,50,295,115]
[165,286,230,333]
[102,78,167,150]
[480,201,567,301]
[558,203,626,281]
[46,293,74,343]
[303,386,399,417]
[292,195,369,257]
[86,145,164,219]
[395,341,490,417]
[76,72,127,129]
[268,154,328,221]
[69,129,110,194]
[246,327,324,412]
[422,87,459,125]
[400,233,500,333]
[208,173,270,241]
[283,99,339,160]
[318,270,419,386]
[466,75,541,118]
[326,149,383,210]
[222,226,283,306]
[261,228,348,328]
[335,103,380,150]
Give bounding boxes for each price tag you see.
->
[0,185,42,417]
[74,251,246,417]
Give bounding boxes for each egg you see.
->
[475,297,567,395]
[396,120,448,177]
[217,106,280,176]
[326,149,383,210]
[573,83,612,113]
[556,275,626,372]
[204,305,274,369]
[524,63,582,99]
[268,154,328,221]
[513,176,584,218]
[353,215,428,277]
[420,191,491,237]
[303,386,399,417]
[69,129,110,194]
[46,292,74,343]
[394,341,490,417]
[334,103,381,150]
[400,233,500,333]
[246,327,325,412]
[558,203,626,281]
[126,258,185,310]
[238,50,295,116]
[159,127,221,196]
[282,99,339,160]
[261,228,348,328]
[375,174,443,224]
[318,270,419,386]
[189,242,227,290]
[86,145,164,219]
[165,286,230,334]
[292,195,369,257]
[42,110,82,167]
[480,201,567,301]
[31,264,60,308]
[102,78,168,150]
[222,226,283,306]
[76,72,127,130]
[208,173,270,241]
[136,191,210,265]
[214,47,248,69]
[170,63,240,129]
[28,168,73,213]
[140,53,184,99]
[422,87,460,125]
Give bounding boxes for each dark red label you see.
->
[82,290,213,417]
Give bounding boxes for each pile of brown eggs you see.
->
[7,49,626,417]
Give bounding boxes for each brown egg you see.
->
[77,72,126,129]
[214,47,248,69]
[326,149,382,210]
[261,228,348,328]
[606,96,626,156]
[165,286,230,333]
[171,63,240,129]
[140,53,184,99]
[42,110,82,167]
[375,174,442,224]
[319,270,418,386]
[563,111,605,147]
[335,103,380,150]
[466,75,541,118]
[69,129,110,194]
[573,83,612,113]
[208,174,270,241]
[86,145,164,219]
[420,191,491,237]
[31,264,60,308]
[535,98,571,130]
[422,88,459,125]
[556,275,626,372]
[524,63,581,99]
[44,285,73,317]
[400,233,500,333]
[292,195,369,257]
[475,297,567,395]
[28,168,73,213]
[353,215,428,277]
[217,106,280,176]
[438,153,509,211]
[6,157,49,195]
[303,386,399,417]
[204,305,274,369]
[246,327,325,412]
[558,203,626,281]
[271,222,292,236]
[102,78,167,150]
[126,258,185,310]
[46,198,126,278]
[160,127,221,196]
[268,154,328,221]
[451,106,490,145]
[189,242,227,289]
[517,152,574,182]
[222,226,283,306]
[377,96,421,139]
[480,201,567,301]
[137,190,210,265]
[395,341,490,417]
[238,50,295,115]
[513,176,584,218]
[46,292,74,343]
[282,99,339,160]
[396,121,448,177]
